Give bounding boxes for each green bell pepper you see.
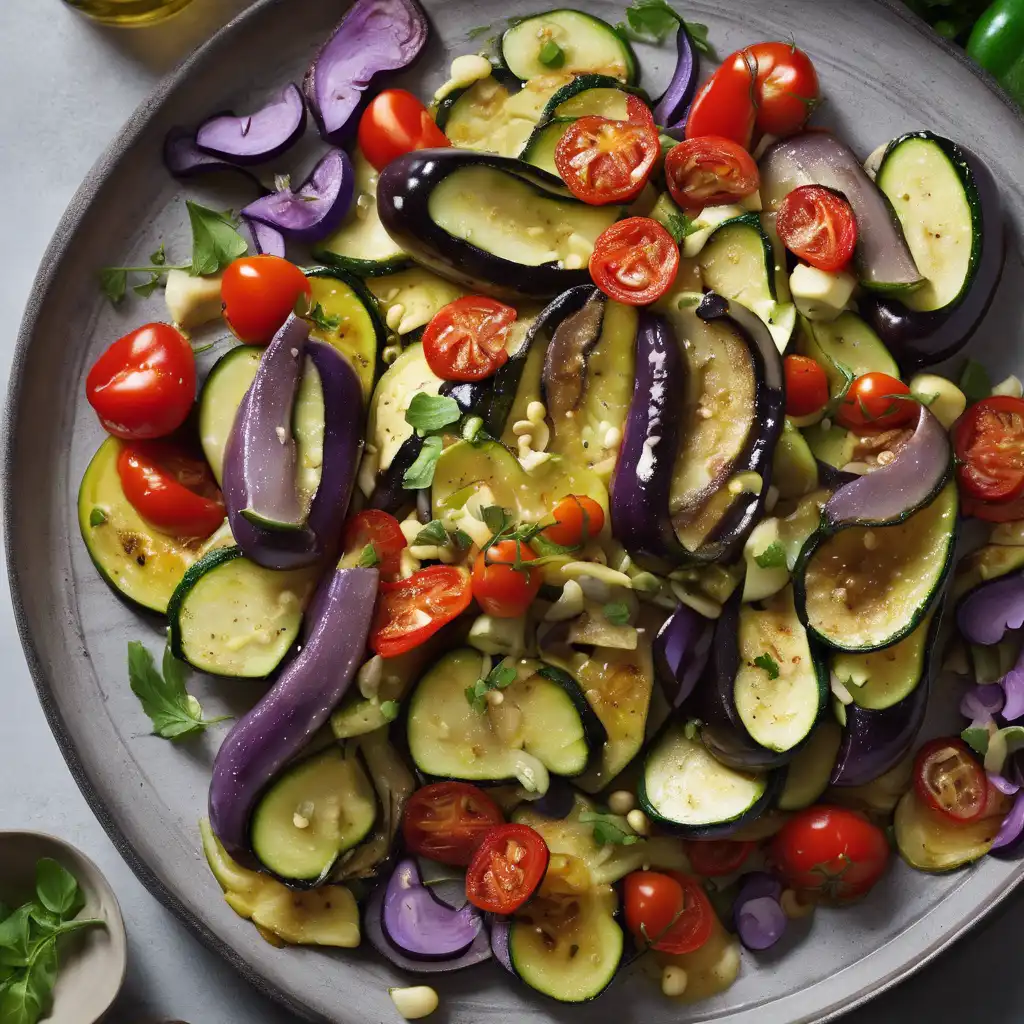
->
[967,0,1024,107]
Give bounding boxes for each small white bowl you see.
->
[0,832,127,1024]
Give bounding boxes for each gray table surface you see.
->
[0,2,1020,1022]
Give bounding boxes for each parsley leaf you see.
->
[132,274,162,299]
[753,652,780,680]
[481,505,513,537]
[403,435,444,489]
[579,811,639,846]
[466,660,518,713]
[149,243,167,266]
[127,641,229,739]
[959,358,992,403]
[414,520,449,546]
[405,394,462,435]
[99,267,127,305]
[684,20,714,57]
[186,200,249,278]
[380,700,400,723]
[623,0,680,41]
[451,529,473,551]
[357,542,380,568]
[754,542,787,569]
[305,302,341,333]
[538,40,565,67]
[603,602,632,626]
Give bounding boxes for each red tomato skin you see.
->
[465,824,549,914]
[543,495,605,549]
[784,355,830,417]
[962,491,1024,522]
[116,442,225,538]
[953,396,1024,504]
[402,782,504,867]
[471,540,542,619]
[776,185,858,272]
[685,51,758,148]
[913,737,988,824]
[835,373,916,434]
[220,256,311,345]
[665,136,760,210]
[747,42,820,137]
[358,89,450,171]
[342,509,407,578]
[86,323,196,441]
[623,870,714,954]
[685,840,755,877]
[371,566,472,658]
[589,217,680,306]
[770,806,889,902]
[421,296,516,381]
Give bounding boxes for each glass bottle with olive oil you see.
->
[63,0,195,26]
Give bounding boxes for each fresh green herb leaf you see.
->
[656,206,695,244]
[127,641,228,740]
[88,508,107,528]
[99,267,127,305]
[623,0,680,41]
[603,602,632,626]
[402,435,444,489]
[452,529,473,552]
[684,20,715,57]
[962,724,990,756]
[186,200,249,278]
[753,652,780,680]
[380,700,400,723]
[0,908,32,967]
[959,358,992,403]
[529,532,579,556]
[34,861,82,921]
[0,904,10,925]
[404,393,462,435]
[579,811,639,846]
[466,660,518,712]
[132,274,162,299]
[149,243,166,267]
[305,302,341,333]
[481,505,512,537]
[538,39,565,67]
[414,520,449,546]
[357,542,380,568]
[0,972,42,1024]
[754,542,788,569]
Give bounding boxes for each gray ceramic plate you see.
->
[6,1,1024,1022]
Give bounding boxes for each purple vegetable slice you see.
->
[242,148,355,244]
[957,571,1024,646]
[490,916,515,974]
[242,217,286,258]
[208,564,379,862]
[304,0,429,144]
[195,83,307,166]
[653,604,713,710]
[734,894,787,951]
[653,24,698,130]
[990,790,1024,855]
[735,871,783,903]
[760,131,923,294]
[162,127,266,188]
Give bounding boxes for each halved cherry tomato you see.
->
[685,49,757,148]
[554,109,660,205]
[664,137,760,210]
[357,88,450,171]
[962,490,1024,523]
[784,354,830,417]
[465,824,549,914]
[747,42,820,137]
[371,565,472,658]
[776,185,858,272]
[914,737,988,824]
[835,372,917,434]
[471,539,542,619]
[770,806,889,902]
[589,217,679,306]
[342,509,407,578]
[402,782,505,867]
[685,840,755,877]
[421,296,516,381]
[543,495,605,549]
[623,870,714,954]
[117,442,224,538]
[625,94,656,126]
[953,396,1024,505]
[86,323,196,441]
[220,255,312,345]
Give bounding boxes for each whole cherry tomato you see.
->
[542,495,605,549]
[220,255,311,345]
[623,870,714,953]
[471,539,542,619]
[835,372,917,434]
[746,42,820,137]
[685,840,755,877]
[358,89,450,171]
[685,49,758,148]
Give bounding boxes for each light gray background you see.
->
[0,2,1018,1022]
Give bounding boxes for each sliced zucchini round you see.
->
[250,746,377,883]
[639,723,774,837]
[78,438,199,615]
[502,12,637,83]
[777,719,842,811]
[519,116,576,174]
[167,546,319,678]
[199,346,261,486]
[364,267,466,338]
[436,76,540,158]
[795,480,958,653]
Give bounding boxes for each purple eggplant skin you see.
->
[304,0,429,145]
[822,405,950,530]
[759,132,923,294]
[242,149,354,244]
[527,775,577,820]
[490,916,515,975]
[686,293,786,564]
[611,311,690,569]
[195,83,307,166]
[376,150,599,300]
[208,565,379,863]
[381,858,484,960]
[653,603,713,710]
[957,570,1024,646]
[861,139,1005,370]
[653,23,698,130]
[242,217,286,259]
[162,128,267,189]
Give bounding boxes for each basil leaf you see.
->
[99,267,127,306]
[622,0,681,42]
[34,861,82,921]
[753,652,780,680]
[132,274,162,299]
[959,358,992,403]
[186,200,249,278]
[684,20,715,57]
[414,520,449,546]
[306,302,341,333]
[451,529,473,552]
[405,394,461,434]
[481,505,512,536]
[603,602,631,626]
[579,811,639,846]
[402,436,444,489]
[0,908,32,967]
[356,542,380,568]
[754,542,787,569]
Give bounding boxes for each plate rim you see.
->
[4,2,1022,1022]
